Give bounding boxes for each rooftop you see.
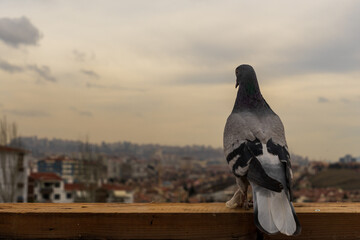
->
[30,172,62,181]
[0,145,29,154]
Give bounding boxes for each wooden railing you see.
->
[0,203,359,239]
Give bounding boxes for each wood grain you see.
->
[0,203,358,239]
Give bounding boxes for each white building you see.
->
[0,145,29,202]
[107,157,124,180]
[64,183,88,203]
[101,183,134,203]
[29,172,74,203]
[108,190,134,203]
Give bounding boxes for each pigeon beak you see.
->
[235,81,239,88]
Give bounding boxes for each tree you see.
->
[75,135,107,202]
[0,116,23,202]
[0,116,21,147]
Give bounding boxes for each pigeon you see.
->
[223,64,301,236]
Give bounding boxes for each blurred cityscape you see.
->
[1,134,359,204]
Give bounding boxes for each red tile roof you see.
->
[41,155,73,162]
[0,145,29,154]
[30,172,62,181]
[64,183,86,191]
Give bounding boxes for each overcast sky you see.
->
[0,0,359,161]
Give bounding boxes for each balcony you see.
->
[40,187,53,195]
[0,202,358,239]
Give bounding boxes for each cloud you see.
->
[73,50,95,62]
[70,107,93,117]
[318,97,330,103]
[86,82,110,89]
[0,16,41,48]
[27,64,56,82]
[340,98,350,103]
[73,50,86,62]
[86,82,145,92]
[0,59,24,73]
[81,69,99,79]
[134,2,360,85]
[260,5,360,79]
[174,71,234,85]
[3,109,50,117]
[317,96,360,104]
[0,59,56,82]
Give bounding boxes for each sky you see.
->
[0,0,359,161]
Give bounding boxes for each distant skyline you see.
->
[1,1,360,161]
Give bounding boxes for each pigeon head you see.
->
[235,64,259,93]
[233,64,271,112]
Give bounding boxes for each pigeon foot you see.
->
[226,199,240,208]
[243,199,253,210]
[225,188,242,208]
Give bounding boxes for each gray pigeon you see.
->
[223,64,301,236]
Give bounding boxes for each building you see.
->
[0,145,29,202]
[64,183,87,202]
[28,172,73,203]
[339,154,356,163]
[63,182,134,203]
[108,190,134,203]
[107,157,133,182]
[37,155,78,183]
[107,157,124,180]
[102,183,134,203]
[131,159,148,179]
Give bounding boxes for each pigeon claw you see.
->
[225,189,244,209]
[226,200,239,209]
[226,189,252,210]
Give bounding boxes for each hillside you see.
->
[310,169,360,190]
[19,136,224,160]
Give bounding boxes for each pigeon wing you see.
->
[223,112,255,177]
[262,114,294,200]
[224,112,283,192]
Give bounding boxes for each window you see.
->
[44,182,52,187]
[17,154,24,172]
[66,193,72,199]
[55,182,60,188]
[54,194,60,200]
[17,182,24,189]
[42,194,50,200]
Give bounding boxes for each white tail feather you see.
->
[255,190,278,233]
[254,187,297,235]
[270,190,296,235]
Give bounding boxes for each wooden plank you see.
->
[0,203,256,239]
[265,203,360,240]
[0,203,359,239]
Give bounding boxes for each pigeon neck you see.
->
[232,84,270,112]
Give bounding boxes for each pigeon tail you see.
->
[251,183,301,236]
